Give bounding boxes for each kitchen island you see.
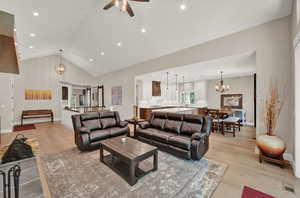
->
[139,106,207,120]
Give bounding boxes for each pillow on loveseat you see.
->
[101,118,116,129]
[164,120,182,134]
[151,118,166,129]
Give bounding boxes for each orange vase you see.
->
[256,135,286,158]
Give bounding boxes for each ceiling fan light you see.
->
[180,3,186,10]
[115,0,120,7]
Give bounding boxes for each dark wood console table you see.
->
[21,110,53,125]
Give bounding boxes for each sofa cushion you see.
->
[81,112,100,121]
[89,130,110,142]
[81,119,101,131]
[101,118,116,129]
[80,112,101,131]
[168,135,191,151]
[109,127,128,137]
[151,118,166,129]
[181,122,202,136]
[151,131,176,144]
[164,120,182,134]
[136,128,159,139]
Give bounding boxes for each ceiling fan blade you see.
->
[130,0,149,2]
[103,1,115,10]
[126,3,135,17]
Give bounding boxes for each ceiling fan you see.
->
[103,0,149,17]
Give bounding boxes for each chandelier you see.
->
[56,49,66,75]
[215,71,230,93]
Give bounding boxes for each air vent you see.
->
[282,182,295,194]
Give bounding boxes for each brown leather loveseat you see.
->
[135,112,212,160]
[72,111,129,151]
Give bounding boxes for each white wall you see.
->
[207,75,254,125]
[13,55,97,125]
[0,73,14,133]
[98,17,294,157]
[292,0,300,178]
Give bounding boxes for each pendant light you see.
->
[56,49,66,75]
[175,74,178,91]
[166,72,169,90]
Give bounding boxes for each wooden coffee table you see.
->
[99,136,158,186]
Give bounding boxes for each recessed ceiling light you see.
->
[180,3,186,10]
[101,52,105,56]
[33,12,39,16]
[30,33,36,37]
[15,42,18,46]
[117,42,122,47]
[29,46,34,49]
[141,28,146,33]
[89,58,94,62]
[14,28,16,32]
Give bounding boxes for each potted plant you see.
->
[256,84,286,158]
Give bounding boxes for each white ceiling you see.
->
[0,0,292,76]
[136,52,256,82]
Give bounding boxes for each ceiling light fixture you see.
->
[33,12,39,16]
[15,42,18,46]
[115,0,120,7]
[14,28,16,32]
[29,46,34,49]
[30,33,36,37]
[101,52,105,56]
[56,49,66,75]
[141,28,146,33]
[215,71,230,93]
[117,42,122,47]
[180,4,186,10]
[180,0,187,10]
[166,72,169,90]
[89,58,94,62]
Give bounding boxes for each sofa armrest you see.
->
[79,127,91,134]
[191,133,207,141]
[119,121,128,128]
[138,121,151,129]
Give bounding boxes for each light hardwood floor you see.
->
[1,122,299,198]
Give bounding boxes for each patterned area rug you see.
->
[41,148,227,198]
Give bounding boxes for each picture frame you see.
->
[221,94,243,109]
[112,86,122,105]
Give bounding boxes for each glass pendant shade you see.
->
[56,49,66,75]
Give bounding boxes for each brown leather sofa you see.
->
[136,112,212,160]
[72,111,129,151]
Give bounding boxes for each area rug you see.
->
[41,149,227,198]
[13,124,36,132]
[242,186,276,198]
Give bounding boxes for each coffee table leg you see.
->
[129,161,137,186]
[153,150,158,171]
[100,145,104,162]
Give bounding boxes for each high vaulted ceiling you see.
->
[0,0,293,77]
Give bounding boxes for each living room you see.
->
[0,0,299,197]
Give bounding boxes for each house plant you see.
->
[256,84,286,158]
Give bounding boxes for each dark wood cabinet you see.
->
[152,81,161,96]
[62,86,68,100]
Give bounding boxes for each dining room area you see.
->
[134,52,257,140]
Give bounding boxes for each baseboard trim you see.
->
[244,122,254,126]
[13,118,61,126]
[283,153,296,176]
